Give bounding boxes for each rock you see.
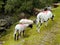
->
[0,19,7,27]
[18,12,26,19]
[0,18,11,31]
[0,27,5,30]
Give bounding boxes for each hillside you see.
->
[0,6,60,45]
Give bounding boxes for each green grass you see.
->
[0,6,60,45]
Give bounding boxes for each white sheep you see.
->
[14,19,33,40]
[19,19,33,24]
[36,9,54,33]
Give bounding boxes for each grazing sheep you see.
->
[19,19,33,24]
[14,19,33,40]
[36,8,54,33]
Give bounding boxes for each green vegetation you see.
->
[0,0,60,14]
[0,5,60,45]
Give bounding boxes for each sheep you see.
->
[14,19,33,40]
[36,8,54,33]
[19,19,33,24]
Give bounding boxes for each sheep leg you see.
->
[14,29,17,40]
[37,19,43,33]
[23,30,25,36]
[17,30,21,40]
[14,34,16,40]
[17,33,19,40]
[37,24,41,33]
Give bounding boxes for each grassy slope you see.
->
[0,6,60,45]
